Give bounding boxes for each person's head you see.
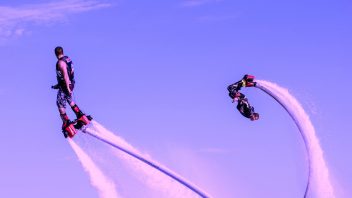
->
[250,113,259,121]
[54,46,64,58]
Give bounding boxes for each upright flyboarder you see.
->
[227,74,259,121]
[52,46,91,138]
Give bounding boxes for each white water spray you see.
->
[68,139,120,198]
[256,80,334,198]
[85,120,209,198]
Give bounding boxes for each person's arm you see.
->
[58,60,72,95]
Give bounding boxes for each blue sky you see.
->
[0,0,351,197]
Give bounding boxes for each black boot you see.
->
[71,104,84,119]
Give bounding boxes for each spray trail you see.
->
[85,121,210,198]
[68,139,120,198]
[256,80,334,198]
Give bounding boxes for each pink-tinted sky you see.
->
[0,0,351,197]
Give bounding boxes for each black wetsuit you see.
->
[227,80,244,99]
[227,75,258,120]
[237,98,254,119]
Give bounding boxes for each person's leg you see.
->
[57,89,70,127]
[66,95,84,119]
[59,108,68,121]
[70,103,84,118]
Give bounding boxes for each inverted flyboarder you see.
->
[227,74,259,121]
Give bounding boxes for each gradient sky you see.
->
[0,0,351,197]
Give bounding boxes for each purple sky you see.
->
[0,0,351,197]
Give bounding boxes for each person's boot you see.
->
[71,104,84,119]
[243,74,256,87]
[60,113,75,138]
[71,104,91,127]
